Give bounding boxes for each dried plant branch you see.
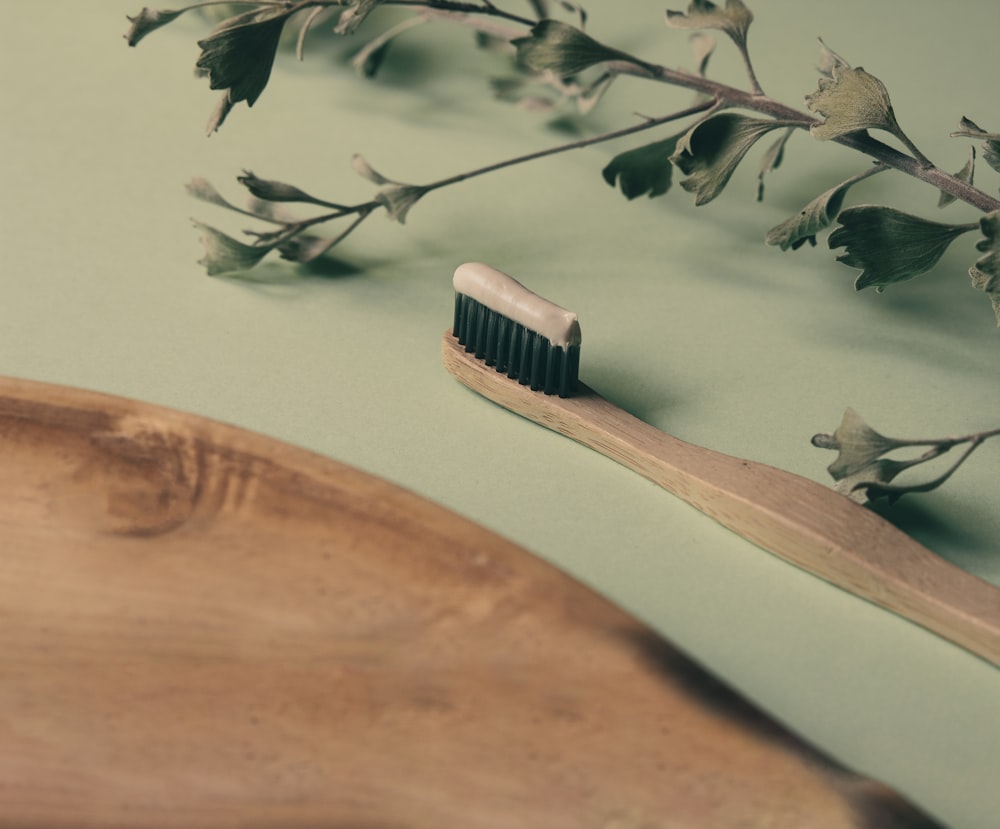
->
[125,0,1000,504]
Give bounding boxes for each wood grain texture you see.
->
[0,375,942,828]
[442,332,1000,669]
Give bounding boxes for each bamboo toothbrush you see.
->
[442,262,1000,668]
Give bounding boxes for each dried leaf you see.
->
[350,156,427,223]
[512,20,634,77]
[351,15,428,78]
[124,7,185,47]
[951,117,1000,175]
[237,170,342,207]
[986,143,1000,177]
[192,220,272,275]
[806,64,899,140]
[766,165,883,251]
[812,408,904,481]
[335,0,385,36]
[689,32,716,76]
[665,0,753,49]
[186,176,292,223]
[195,8,295,132]
[970,267,1000,325]
[278,234,338,263]
[685,33,717,106]
[828,205,976,290]
[765,179,853,251]
[938,146,975,208]
[490,76,558,111]
[205,94,235,135]
[557,0,588,28]
[814,409,994,504]
[185,177,241,212]
[833,458,911,504]
[575,72,615,115]
[375,184,428,224]
[671,113,799,205]
[971,209,1000,324]
[756,127,794,201]
[815,37,850,78]
[295,6,328,61]
[351,154,396,186]
[973,209,1000,276]
[601,135,682,200]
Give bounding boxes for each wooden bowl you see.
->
[0,377,940,828]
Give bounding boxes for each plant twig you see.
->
[422,100,718,193]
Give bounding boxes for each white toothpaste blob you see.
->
[453,262,581,349]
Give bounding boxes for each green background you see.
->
[3,2,998,825]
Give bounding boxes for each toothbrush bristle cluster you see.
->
[452,263,581,398]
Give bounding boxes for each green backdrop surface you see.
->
[2,2,998,826]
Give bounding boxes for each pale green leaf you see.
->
[192,220,272,275]
[828,206,976,290]
[665,0,753,48]
[938,146,976,208]
[671,113,800,205]
[814,409,994,504]
[601,135,682,200]
[765,178,853,251]
[766,164,884,251]
[806,64,899,140]
[512,20,634,77]
[812,407,904,481]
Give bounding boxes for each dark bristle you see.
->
[453,292,579,398]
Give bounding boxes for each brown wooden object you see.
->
[1,376,941,827]
[443,332,1000,669]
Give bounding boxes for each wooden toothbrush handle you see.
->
[443,333,1000,667]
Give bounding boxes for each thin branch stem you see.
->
[735,35,764,96]
[422,100,718,194]
[893,128,934,169]
[379,0,537,26]
[609,61,1000,213]
[182,0,291,8]
[274,0,998,212]
[888,425,1000,451]
[865,437,992,501]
